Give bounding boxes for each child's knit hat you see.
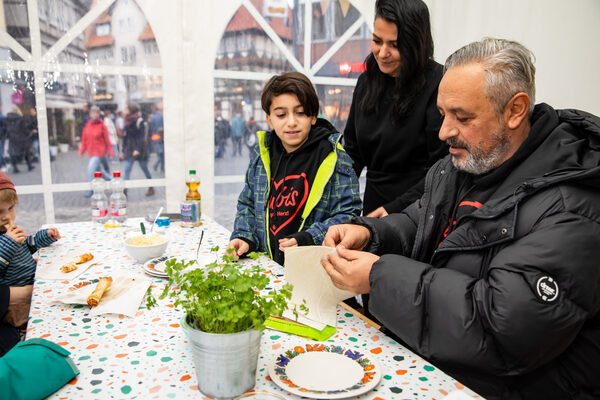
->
[0,171,16,192]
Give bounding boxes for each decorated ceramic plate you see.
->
[267,343,382,399]
[141,265,168,278]
[143,254,216,277]
[143,256,170,276]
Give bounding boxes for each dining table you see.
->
[26,216,482,399]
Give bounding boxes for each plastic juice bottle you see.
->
[185,169,201,216]
[181,170,201,227]
[90,172,108,224]
[109,171,127,225]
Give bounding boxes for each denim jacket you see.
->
[231,126,362,259]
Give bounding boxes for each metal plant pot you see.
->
[182,316,262,399]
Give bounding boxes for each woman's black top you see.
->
[343,59,448,214]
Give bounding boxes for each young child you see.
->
[228,72,362,264]
[0,171,60,287]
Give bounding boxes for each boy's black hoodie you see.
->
[268,118,336,264]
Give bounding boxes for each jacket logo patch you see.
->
[536,276,559,302]
[269,173,309,236]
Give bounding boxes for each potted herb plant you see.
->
[57,135,70,152]
[147,248,292,399]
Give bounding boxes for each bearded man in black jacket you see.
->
[321,38,600,400]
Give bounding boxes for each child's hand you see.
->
[227,239,249,259]
[47,227,61,240]
[6,225,26,243]
[279,237,298,251]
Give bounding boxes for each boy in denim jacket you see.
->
[229,72,361,264]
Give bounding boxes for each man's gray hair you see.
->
[444,38,536,117]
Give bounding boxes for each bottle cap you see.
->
[113,171,121,177]
[94,172,102,178]
[157,216,170,227]
[189,169,196,175]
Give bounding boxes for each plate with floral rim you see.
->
[143,254,217,277]
[267,343,382,399]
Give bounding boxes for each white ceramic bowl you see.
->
[124,234,169,263]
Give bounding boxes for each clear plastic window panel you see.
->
[214,78,268,175]
[2,0,30,59]
[12,193,44,234]
[0,69,42,184]
[44,71,164,185]
[214,0,295,73]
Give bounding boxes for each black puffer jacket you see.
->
[357,104,600,400]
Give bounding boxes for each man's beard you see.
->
[446,127,512,175]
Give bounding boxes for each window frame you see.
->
[0,0,165,224]
[212,0,366,187]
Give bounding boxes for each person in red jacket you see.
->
[79,106,113,197]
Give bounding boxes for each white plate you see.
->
[268,343,382,399]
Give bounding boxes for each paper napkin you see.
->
[36,251,98,280]
[54,272,151,317]
[282,246,354,329]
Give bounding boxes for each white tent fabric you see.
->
[136,0,600,218]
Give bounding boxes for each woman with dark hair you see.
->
[344,0,447,217]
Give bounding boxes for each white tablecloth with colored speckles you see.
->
[27,217,481,399]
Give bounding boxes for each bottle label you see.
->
[111,205,127,217]
[181,202,200,225]
[93,208,108,218]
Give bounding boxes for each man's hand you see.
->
[321,247,379,294]
[4,285,33,329]
[132,150,140,157]
[6,225,26,243]
[366,206,388,218]
[47,227,61,241]
[323,224,371,250]
[278,238,297,251]
[227,238,249,259]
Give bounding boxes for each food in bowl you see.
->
[124,234,169,263]
[128,233,166,246]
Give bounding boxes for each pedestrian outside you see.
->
[103,109,119,162]
[79,106,113,197]
[121,102,154,196]
[230,112,245,156]
[2,107,33,173]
